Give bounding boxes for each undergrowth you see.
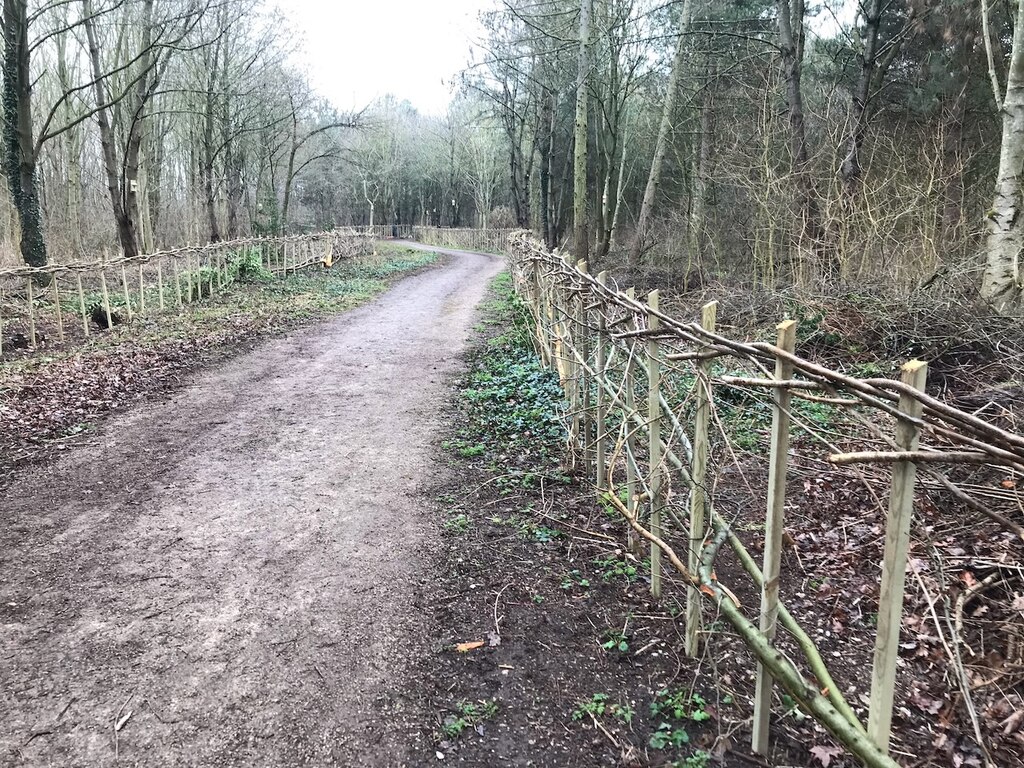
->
[445,271,567,489]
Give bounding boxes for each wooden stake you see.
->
[26,278,36,348]
[157,261,165,310]
[120,265,133,321]
[647,289,662,600]
[138,264,146,315]
[686,301,718,657]
[207,256,214,296]
[532,260,549,365]
[624,287,639,556]
[76,273,89,337]
[173,259,183,309]
[595,271,609,490]
[577,260,591,476]
[51,275,65,342]
[868,360,928,753]
[0,283,4,356]
[751,318,797,754]
[100,271,113,329]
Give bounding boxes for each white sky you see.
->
[282,0,493,116]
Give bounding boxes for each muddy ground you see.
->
[1,245,502,766]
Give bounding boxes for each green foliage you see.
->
[669,750,712,768]
[451,270,566,475]
[600,629,629,653]
[487,510,562,543]
[440,699,499,740]
[593,555,638,584]
[559,569,590,591]
[571,693,633,725]
[649,722,690,749]
[650,689,710,723]
[444,513,470,534]
[229,248,273,282]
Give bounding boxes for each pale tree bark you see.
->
[628,0,693,268]
[689,79,714,267]
[538,89,555,249]
[573,0,593,261]
[981,0,1024,312]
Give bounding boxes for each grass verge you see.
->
[0,242,437,486]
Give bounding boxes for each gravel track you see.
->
[0,244,502,767]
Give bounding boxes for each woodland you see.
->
[6,0,1024,315]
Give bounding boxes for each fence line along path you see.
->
[508,232,1022,768]
[0,229,370,355]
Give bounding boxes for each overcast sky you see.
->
[283,0,493,116]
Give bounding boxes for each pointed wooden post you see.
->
[76,273,89,337]
[751,319,797,754]
[138,264,146,315]
[157,260,165,311]
[595,270,608,490]
[26,278,36,348]
[51,276,65,342]
[577,260,591,476]
[120,265,133,321]
[868,360,928,753]
[687,300,718,657]
[173,259,183,309]
[100,271,113,329]
[624,287,639,556]
[647,289,663,600]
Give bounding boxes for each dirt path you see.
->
[0,244,503,767]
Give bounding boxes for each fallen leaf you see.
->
[455,641,485,653]
[810,744,843,767]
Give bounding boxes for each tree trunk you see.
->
[55,24,82,254]
[839,0,882,191]
[573,0,593,262]
[628,0,693,268]
[690,82,714,268]
[2,0,48,271]
[777,0,827,278]
[538,91,554,250]
[83,0,141,259]
[981,0,1024,312]
[123,0,156,250]
[202,61,221,242]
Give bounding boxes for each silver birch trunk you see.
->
[627,0,693,268]
[981,0,1024,313]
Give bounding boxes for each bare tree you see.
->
[627,0,692,268]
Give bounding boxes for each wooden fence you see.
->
[507,233,1024,768]
[0,229,370,355]
[351,224,413,239]
[351,224,513,252]
[410,227,515,253]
